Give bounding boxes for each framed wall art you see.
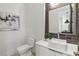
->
[0,12,20,31]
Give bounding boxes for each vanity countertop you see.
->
[36,40,78,56]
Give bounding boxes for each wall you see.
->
[24,3,45,42]
[0,3,45,56]
[0,3,27,56]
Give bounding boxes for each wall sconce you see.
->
[65,19,70,23]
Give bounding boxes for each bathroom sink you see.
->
[48,38,67,51]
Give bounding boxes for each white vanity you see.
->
[35,38,78,56]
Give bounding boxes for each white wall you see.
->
[0,3,27,56]
[0,3,45,56]
[24,3,45,41]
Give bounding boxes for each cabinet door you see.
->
[36,45,41,56]
[36,45,49,56]
[36,45,56,56]
[48,49,56,56]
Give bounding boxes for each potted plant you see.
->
[45,33,53,41]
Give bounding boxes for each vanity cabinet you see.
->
[35,40,77,56]
[36,44,69,56]
[55,52,68,56]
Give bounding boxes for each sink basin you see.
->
[48,38,67,51]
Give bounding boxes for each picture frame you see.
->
[0,12,20,31]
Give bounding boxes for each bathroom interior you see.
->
[0,3,79,56]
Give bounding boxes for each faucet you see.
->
[57,32,60,39]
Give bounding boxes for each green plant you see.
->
[45,33,53,40]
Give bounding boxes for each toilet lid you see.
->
[17,44,33,55]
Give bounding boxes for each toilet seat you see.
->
[17,44,33,56]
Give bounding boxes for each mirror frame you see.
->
[45,3,77,38]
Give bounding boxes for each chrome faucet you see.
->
[58,32,60,39]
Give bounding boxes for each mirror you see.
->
[45,3,76,35]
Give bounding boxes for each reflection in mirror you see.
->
[49,4,71,33]
[47,3,76,35]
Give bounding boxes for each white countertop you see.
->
[36,40,78,56]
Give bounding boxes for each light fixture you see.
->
[65,19,70,23]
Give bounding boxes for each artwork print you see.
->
[0,12,20,31]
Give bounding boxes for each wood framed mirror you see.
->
[45,3,77,37]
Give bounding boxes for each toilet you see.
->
[17,38,35,56]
